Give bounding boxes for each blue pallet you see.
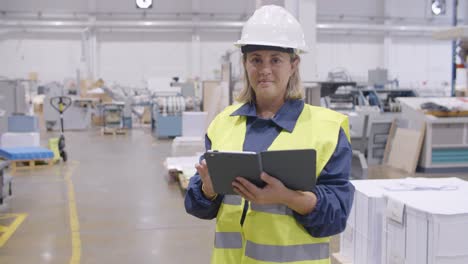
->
[0,147,54,160]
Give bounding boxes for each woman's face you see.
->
[245,50,297,102]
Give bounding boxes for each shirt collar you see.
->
[230,99,304,132]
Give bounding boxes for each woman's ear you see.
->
[291,56,300,73]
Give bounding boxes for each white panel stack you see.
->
[338,178,468,264]
[339,197,355,262]
[182,111,208,138]
[1,132,40,148]
[382,177,468,264]
[345,179,393,264]
[165,156,200,176]
[171,136,205,157]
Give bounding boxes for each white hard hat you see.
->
[235,5,308,54]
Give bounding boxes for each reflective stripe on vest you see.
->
[250,203,293,216]
[245,240,329,262]
[215,232,243,249]
[223,195,242,205]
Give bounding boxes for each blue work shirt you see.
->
[184,99,354,237]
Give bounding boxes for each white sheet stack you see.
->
[1,132,40,148]
[339,177,468,264]
[171,136,205,157]
[182,111,208,138]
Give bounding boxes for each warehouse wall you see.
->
[0,0,465,89]
[0,33,82,82]
[0,32,240,86]
[315,34,451,88]
[0,33,453,89]
[389,37,451,90]
[316,35,384,82]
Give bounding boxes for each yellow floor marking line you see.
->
[65,161,81,264]
[0,225,8,232]
[0,213,27,248]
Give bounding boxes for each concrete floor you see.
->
[0,128,213,264]
[0,128,467,264]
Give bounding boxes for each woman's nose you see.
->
[259,62,272,75]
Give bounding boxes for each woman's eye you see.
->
[251,58,261,64]
[272,58,281,64]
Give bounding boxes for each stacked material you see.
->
[2,114,40,149]
[8,115,39,132]
[338,177,468,264]
[339,179,392,264]
[1,132,40,148]
[171,137,205,157]
[182,111,207,138]
[382,178,468,264]
[164,155,200,189]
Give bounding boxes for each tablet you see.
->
[260,149,316,192]
[204,151,264,195]
[204,149,316,195]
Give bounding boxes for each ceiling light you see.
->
[136,0,152,9]
[431,0,446,16]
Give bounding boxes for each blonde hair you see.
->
[236,53,304,104]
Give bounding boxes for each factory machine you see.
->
[361,89,418,113]
[101,102,125,134]
[42,82,97,131]
[44,96,95,131]
[397,97,468,172]
[151,96,201,138]
[321,83,418,166]
[151,80,201,138]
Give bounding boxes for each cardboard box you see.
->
[92,115,104,126]
[141,106,151,124]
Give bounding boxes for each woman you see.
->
[185,5,354,264]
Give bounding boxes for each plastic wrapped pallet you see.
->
[171,137,205,157]
[182,111,207,138]
[165,155,200,183]
[8,115,39,132]
[1,132,40,148]
[338,197,356,263]
[343,179,393,264]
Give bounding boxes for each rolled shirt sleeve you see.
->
[184,135,224,220]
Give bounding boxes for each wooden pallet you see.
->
[331,253,353,264]
[102,127,127,135]
[178,173,189,190]
[10,159,54,173]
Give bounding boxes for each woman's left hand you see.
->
[232,172,292,205]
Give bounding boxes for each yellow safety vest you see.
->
[207,103,350,264]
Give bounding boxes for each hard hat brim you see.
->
[235,40,308,54]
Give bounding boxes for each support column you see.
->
[256,0,284,8]
[191,30,201,80]
[383,0,391,71]
[80,17,98,81]
[286,0,317,81]
[190,0,201,80]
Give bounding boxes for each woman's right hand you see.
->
[195,159,217,199]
